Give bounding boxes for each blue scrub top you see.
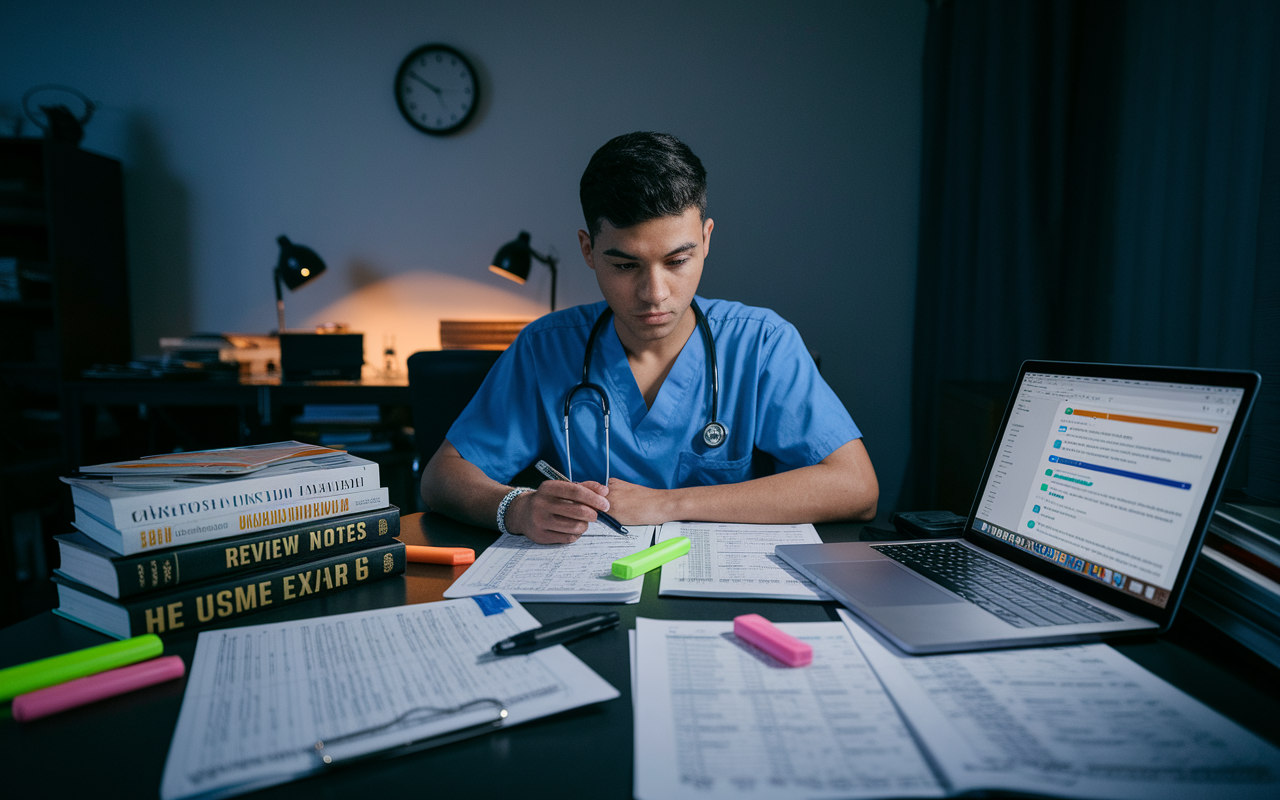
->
[446,297,862,488]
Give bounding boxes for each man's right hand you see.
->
[506,480,611,544]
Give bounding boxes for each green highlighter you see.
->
[0,634,163,703]
[612,537,691,580]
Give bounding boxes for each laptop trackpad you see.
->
[809,561,963,607]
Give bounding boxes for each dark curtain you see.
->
[907,0,1280,510]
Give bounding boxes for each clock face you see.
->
[395,44,479,135]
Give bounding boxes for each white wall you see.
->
[0,0,924,512]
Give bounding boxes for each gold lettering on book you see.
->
[283,534,299,556]
[145,605,165,633]
[310,522,369,550]
[356,556,369,581]
[216,589,233,617]
[335,563,348,585]
[283,575,296,599]
[377,519,386,536]
[239,498,351,531]
[321,567,333,590]
[167,601,184,630]
[137,564,146,588]
[234,584,257,613]
[383,552,395,573]
[258,580,272,606]
[196,594,216,622]
[139,526,173,550]
[299,571,314,596]
[150,560,159,587]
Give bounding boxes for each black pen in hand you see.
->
[534,460,628,534]
[491,612,621,656]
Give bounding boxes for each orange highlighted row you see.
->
[1069,408,1217,434]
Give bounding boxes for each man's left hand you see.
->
[604,478,673,525]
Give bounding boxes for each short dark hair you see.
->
[579,132,707,241]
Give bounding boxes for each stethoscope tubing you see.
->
[562,299,726,481]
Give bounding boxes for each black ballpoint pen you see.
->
[534,459,629,534]
[491,612,621,656]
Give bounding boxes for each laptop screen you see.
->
[971,370,1246,609]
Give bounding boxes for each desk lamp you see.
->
[273,235,326,333]
[489,231,558,312]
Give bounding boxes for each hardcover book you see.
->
[62,451,379,531]
[53,540,407,638]
[75,441,341,476]
[55,505,401,598]
[73,486,390,556]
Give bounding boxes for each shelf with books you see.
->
[0,138,130,626]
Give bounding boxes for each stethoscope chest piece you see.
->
[702,421,727,448]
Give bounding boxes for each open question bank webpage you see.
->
[974,372,1242,609]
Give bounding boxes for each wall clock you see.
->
[395,44,479,136]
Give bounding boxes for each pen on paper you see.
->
[534,460,628,534]
[491,612,621,657]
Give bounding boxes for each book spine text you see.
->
[119,487,389,555]
[111,506,401,597]
[128,542,406,635]
[90,462,380,529]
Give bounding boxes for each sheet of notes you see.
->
[656,522,830,600]
[632,617,943,800]
[444,523,655,603]
[842,611,1280,799]
[161,596,619,800]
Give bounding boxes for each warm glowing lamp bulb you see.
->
[489,264,525,284]
[488,231,557,311]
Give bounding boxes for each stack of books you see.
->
[52,442,406,638]
[1184,498,1280,668]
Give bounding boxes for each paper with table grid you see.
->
[160,595,618,800]
[632,616,942,799]
[842,610,1280,799]
[443,522,657,603]
[655,521,831,600]
[630,610,1280,800]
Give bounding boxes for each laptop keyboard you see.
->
[872,541,1122,628]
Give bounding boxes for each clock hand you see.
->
[408,71,451,110]
[408,72,444,95]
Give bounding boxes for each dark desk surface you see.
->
[4,513,1280,800]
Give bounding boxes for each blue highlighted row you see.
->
[1047,455,1190,490]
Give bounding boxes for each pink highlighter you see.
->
[12,655,186,722]
[733,614,813,667]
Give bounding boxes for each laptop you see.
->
[776,361,1260,654]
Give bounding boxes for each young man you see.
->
[422,132,878,544]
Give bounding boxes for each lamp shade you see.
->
[489,231,532,284]
[276,235,326,290]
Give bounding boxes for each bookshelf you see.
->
[0,138,130,625]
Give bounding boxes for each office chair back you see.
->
[406,350,503,478]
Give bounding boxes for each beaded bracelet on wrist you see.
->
[496,487,535,535]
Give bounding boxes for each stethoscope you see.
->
[563,298,726,483]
